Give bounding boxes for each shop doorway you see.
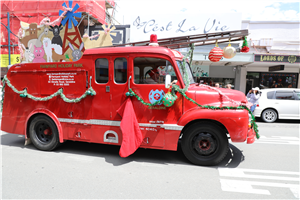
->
[246,79,254,94]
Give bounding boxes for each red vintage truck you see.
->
[1,33,257,166]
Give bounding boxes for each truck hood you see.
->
[187,84,248,107]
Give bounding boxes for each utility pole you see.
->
[1,12,19,77]
[7,12,11,65]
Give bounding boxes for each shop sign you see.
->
[1,54,20,67]
[269,65,284,72]
[255,54,299,64]
[130,13,242,42]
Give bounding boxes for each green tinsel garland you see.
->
[1,75,96,112]
[172,44,194,93]
[1,78,5,112]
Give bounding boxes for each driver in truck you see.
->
[145,68,160,84]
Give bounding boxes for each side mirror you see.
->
[165,74,171,88]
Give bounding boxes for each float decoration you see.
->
[82,23,116,48]
[209,42,223,62]
[18,0,85,63]
[18,0,116,63]
[240,36,250,53]
[60,0,82,29]
[223,40,236,59]
[162,89,177,107]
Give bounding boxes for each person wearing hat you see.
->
[247,87,261,112]
[145,68,160,84]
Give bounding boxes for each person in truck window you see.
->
[247,87,261,112]
[145,68,160,84]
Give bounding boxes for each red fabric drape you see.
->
[117,98,143,158]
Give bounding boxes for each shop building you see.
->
[182,20,300,93]
[242,20,300,93]
[183,44,253,90]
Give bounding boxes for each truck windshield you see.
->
[176,60,195,85]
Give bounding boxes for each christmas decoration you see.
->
[1,76,96,107]
[162,89,177,107]
[241,36,250,53]
[223,43,236,59]
[209,42,223,62]
[117,98,143,157]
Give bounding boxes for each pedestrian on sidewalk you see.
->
[247,87,261,112]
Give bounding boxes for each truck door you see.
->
[92,57,111,120]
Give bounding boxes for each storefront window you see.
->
[246,72,298,92]
[198,77,235,88]
[261,73,297,88]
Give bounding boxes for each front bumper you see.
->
[247,128,256,144]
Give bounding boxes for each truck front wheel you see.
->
[181,123,228,166]
[29,115,59,151]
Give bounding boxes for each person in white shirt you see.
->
[247,87,261,112]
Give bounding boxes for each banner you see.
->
[130,13,242,42]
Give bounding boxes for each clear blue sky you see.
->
[116,0,300,23]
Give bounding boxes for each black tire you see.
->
[261,109,277,123]
[181,123,228,166]
[29,115,59,151]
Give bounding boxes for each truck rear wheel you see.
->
[181,123,228,166]
[29,115,59,151]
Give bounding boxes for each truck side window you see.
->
[134,57,177,84]
[114,58,127,84]
[95,58,109,83]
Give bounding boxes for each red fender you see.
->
[178,107,249,142]
[25,108,64,143]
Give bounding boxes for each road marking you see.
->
[220,179,299,196]
[255,136,299,145]
[218,168,299,198]
[219,168,300,181]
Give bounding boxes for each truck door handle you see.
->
[128,76,132,90]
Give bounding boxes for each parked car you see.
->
[253,88,300,122]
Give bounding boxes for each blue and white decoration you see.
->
[60,0,82,29]
[149,89,165,105]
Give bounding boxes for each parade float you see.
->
[1,1,258,166]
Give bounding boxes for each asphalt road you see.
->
[1,119,299,199]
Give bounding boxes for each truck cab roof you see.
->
[84,46,184,59]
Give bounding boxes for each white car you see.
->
[253,88,300,122]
